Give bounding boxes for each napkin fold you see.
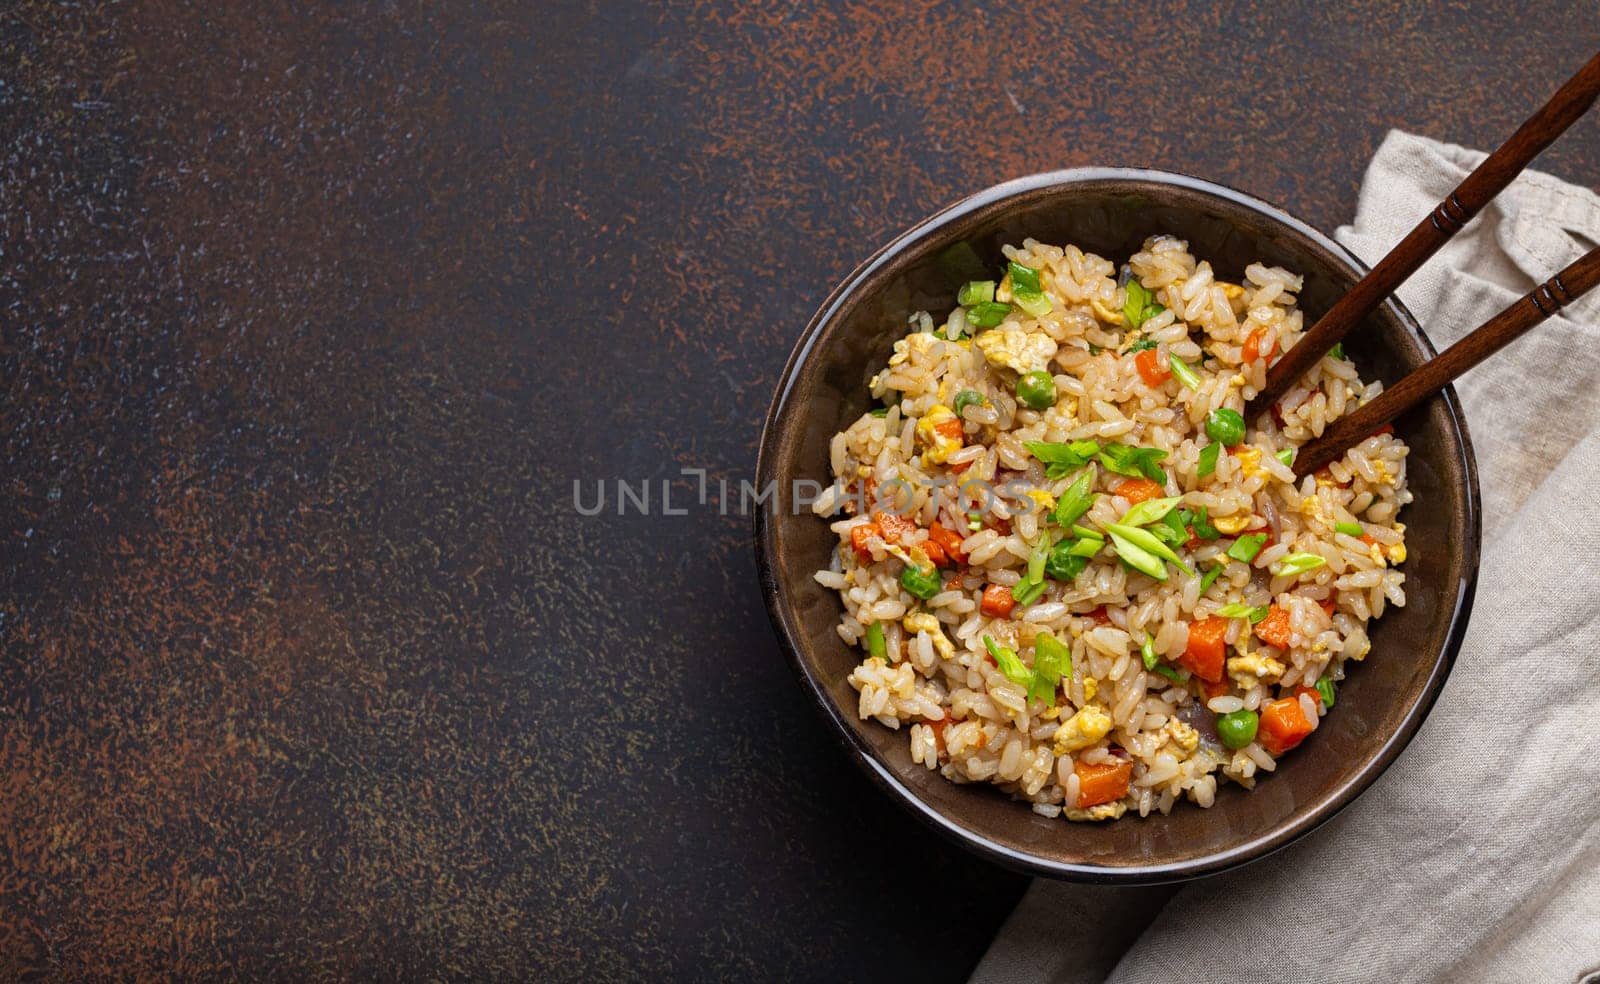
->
[972,130,1600,984]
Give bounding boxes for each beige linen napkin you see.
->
[972,130,1600,984]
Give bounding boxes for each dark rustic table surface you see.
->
[2,2,1595,979]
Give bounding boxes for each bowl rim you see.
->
[754,166,1481,883]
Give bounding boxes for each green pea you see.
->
[1216,709,1259,749]
[899,565,942,600]
[1204,407,1246,447]
[1016,371,1057,411]
[953,389,986,417]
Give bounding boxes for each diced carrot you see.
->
[1180,616,1229,683]
[927,524,968,566]
[850,523,881,563]
[933,418,964,442]
[1074,759,1134,808]
[1293,685,1324,712]
[1359,533,1377,546]
[949,459,973,474]
[1115,478,1164,504]
[1084,605,1113,625]
[1241,327,1279,364]
[921,538,949,568]
[1319,596,1337,617]
[1259,697,1314,754]
[1254,605,1293,649]
[874,511,917,545]
[1134,348,1172,387]
[1202,677,1231,699]
[924,713,951,752]
[981,584,1016,618]
[1374,423,1395,437]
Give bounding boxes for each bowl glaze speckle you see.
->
[755,169,1480,883]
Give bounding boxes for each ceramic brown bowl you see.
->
[754,169,1480,882]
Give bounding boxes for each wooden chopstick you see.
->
[1246,50,1600,420]
[1290,244,1600,478]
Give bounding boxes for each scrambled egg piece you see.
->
[1371,460,1394,485]
[975,328,1058,374]
[1213,513,1253,535]
[903,613,956,661]
[1220,283,1245,300]
[1234,446,1265,479]
[1025,489,1056,511]
[1228,650,1287,688]
[888,331,938,366]
[1388,541,1407,564]
[1053,704,1114,755]
[915,404,963,465]
[1163,719,1201,756]
[1066,801,1128,822]
[1090,296,1123,325]
[1082,677,1098,702]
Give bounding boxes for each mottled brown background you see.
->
[0,1,1594,980]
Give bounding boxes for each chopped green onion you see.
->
[1272,552,1328,577]
[869,407,889,418]
[1012,578,1047,606]
[1149,510,1187,549]
[1315,675,1337,709]
[1204,408,1246,447]
[1141,632,1158,671]
[1199,562,1225,595]
[957,280,996,306]
[900,565,942,600]
[1197,441,1221,478]
[1070,524,1104,541]
[1067,537,1104,558]
[1044,543,1090,581]
[966,510,983,531]
[1012,288,1052,318]
[1188,505,1220,541]
[1025,439,1101,479]
[1123,279,1164,329]
[1107,528,1169,581]
[866,622,887,661]
[1106,522,1191,573]
[1168,353,1201,390]
[1276,448,1295,466]
[1153,663,1186,683]
[1099,443,1168,484]
[1026,538,1050,583]
[1006,261,1042,294]
[1226,533,1269,564]
[1215,602,1270,623]
[1121,495,1183,528]
[1051,469,1098,527]
[967,301,1011,328]
[1088,343,1102,355]
[1125,335,1158,353]
[1329,342,1346,360]
[1029,631,1072,704]
[1334,520,1364,537]
[984,635,1033,688]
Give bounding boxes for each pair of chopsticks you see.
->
[1247,51,1600,478]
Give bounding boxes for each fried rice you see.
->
[810,235,1411,821]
